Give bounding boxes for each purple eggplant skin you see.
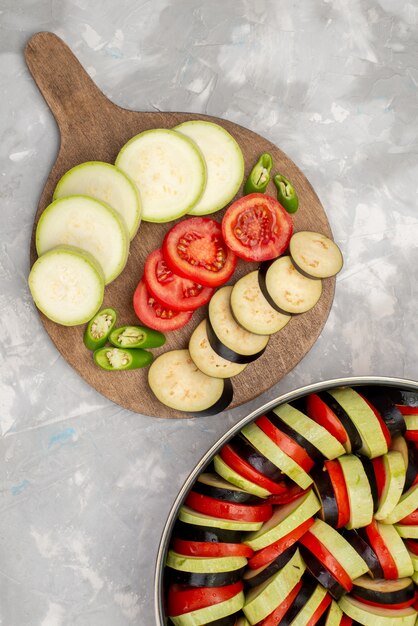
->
[193,476,264,505]
[173,520,242,544]
[243,545,297,589]
[343,528,384,579]
[359,387,406,437]
[357,455,379,512]
[298,545,346,600]
[166,566,246,588]
[229,434,284,482]
[310,464,339,527]
[265,410,321,462]
[317,391,363,452]
[384,387,418,408]
[205,617,236,626]
[404,441,418,492]
[352,576,415,606]
[278,575,318,626]
[206,319,266,364]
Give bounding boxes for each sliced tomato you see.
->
[256,414,314,472]
[267,485,308,506]
[219,443,288,495]
[299,531,353,592]
[405,539,418,555]
[397,405,418,415]
[306,393,349,446]
[372,456,385,500]
[259,580,303,626]
[221,193,293,262]
[359,393,392,450]
[399,509,418,525]
[167,581,243,617]
[185,491,273,523]
[364,520,398,579]
[306,593,332,626]
[352,595,417,610]
[341,617,353,626]
[162,217,237,288]
[143,249,213,312]
[133,279,193,332]
[172,538,253,558]
[247,517,314,570]
[405,430,418,443]
[325,460,350,528]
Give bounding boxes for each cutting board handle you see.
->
[25,32,116,140]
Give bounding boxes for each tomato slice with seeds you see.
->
[222,193,293,262]
[144,249,213,312]
[133,279,193,332]
[162,217,237,288]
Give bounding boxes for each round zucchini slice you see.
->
[289,231,343,279]
[53,161,142,239]
[28,245,104,326]
[35,195,129,284]
[174,120,244,216]
[148,349,233,415]
[189,320,248,379]
[116,128,206,222]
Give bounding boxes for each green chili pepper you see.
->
[84,307,117,351]
[244,153,273,195]
[93,346,153,371]
[273,173,299,214]
[109,325,166,349]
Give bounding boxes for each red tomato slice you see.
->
[299,531,353,592]
[259,580,303,626]
[306,593,332,626]
[359,393,392,449]
[219,444,288,495]
[133,279,193,332]
[247,517,314,570]
[364,520,398,579]
[267,485,308,506]
[185,491,273,523]
[325,460,350,528]
[143,249,213,312]
[172,538,253,558]
[167,581,243,617]
[306,393,349,446]
[221,193,293,262]
[341,617,353,626]
[352,595,417,610]
[162,217,237,288]
[397,405,418,415]
[372,456,386,500]
[256,415,314,473]
[399,509,418,525]
[405,539,418,555]
[405,431,418,443]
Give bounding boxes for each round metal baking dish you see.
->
[154,375,418,625]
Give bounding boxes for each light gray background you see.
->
[1,1,418,624]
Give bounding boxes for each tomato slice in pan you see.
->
[352,595,417,610]
[172,538,253,559]
[221,193,293,262]
[405,430,418,443]
[185,491,273,522]
[324,460,350,528]
[299,531,353,592]
[259,580,303,626]
[306,393,349,446]
[372,456,385,500]
[359,393,392,449]
[405,539,418,555]
[397,405,418,415]
[167,581,243,617]
[267,485,308,506]
[364,520,398,579]
[133,279,193,332]
[162,217,237,288]
[256,414,314,473]
[399,509,418,525]
[307,593,332,626]
[219,443,288,495]
[247,517,314,570]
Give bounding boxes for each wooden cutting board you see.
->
[25,31,336,419]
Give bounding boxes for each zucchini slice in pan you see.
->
[338,595,417,626]
[338,454,374,529]
[169,588,244,626]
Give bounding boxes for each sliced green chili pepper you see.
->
[93,346,153,371]
[273,173,299,214]
[109,325,166,349]
[84,307,117,351]
[244,153,273,195]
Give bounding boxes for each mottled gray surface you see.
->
[1,1,418,624]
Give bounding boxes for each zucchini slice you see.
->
[242,548,305,624]
[258,255,322,314]
[243,490,320,551]
[194,473,264,504]
[241,422,313,489]
[327,387,388,458]
[35,195,129,284]
[338,454,374,529]
[53,161,141,239]
[166,551,247,573]
[289,231,343,279]
[178,506,263,532]
[273,403,346,459]
[148,349,232,415]
[324,600,343,625]
[116,128,206,222]
[189,320,247,379]
[242,544,297,589]
[213,455,272,498]
[338,595,417,626]
[28,245,104,326]
[208,287,269,363]
[374,451,407,521]
[383,483,418,524]
[376,521,414,577]
[230,271,291,336]
[285,583,330,625]
[395,524,418,539]
[308,518,369,580]
[169,588,244,626]
[352,576,415,606]
[391,435,418,492]
[174,120,244,216]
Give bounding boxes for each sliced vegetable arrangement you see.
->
[163,385,418,625]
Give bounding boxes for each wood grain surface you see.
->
[25,31,336,419]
